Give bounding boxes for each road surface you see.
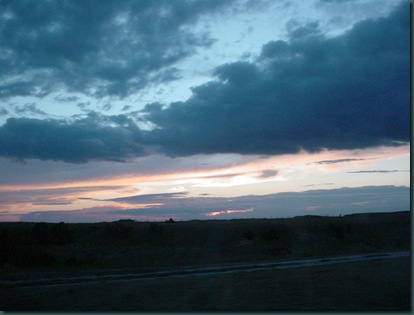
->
[0,250,409,288]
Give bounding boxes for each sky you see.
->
[0,0,410,223]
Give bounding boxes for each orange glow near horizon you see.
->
[0,144,409,218]
[205,208,254,217]
[0,144,409,192]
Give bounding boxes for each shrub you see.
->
[262,227,280,242]
[243,230,255,240]
[31,222,52,245]
[4,246,56,268]
[0,230,13,248]
[268,246,291,257]
[104,222,133,239]
[31,222,74,245]
[51,222,73,245]
[148,222,163,244]
[327,223,351,241]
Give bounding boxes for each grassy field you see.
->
[0,211,411,311]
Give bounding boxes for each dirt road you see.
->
[1,250,409,288]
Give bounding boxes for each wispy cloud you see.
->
[109,192,188,204]
[347,170,409,174]
[16,185,410,222]
[312,159,365,165]
[0,185,129,212]
[302,183,334,187]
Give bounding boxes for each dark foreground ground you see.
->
[0,211,411,311]
[0,257,410,311]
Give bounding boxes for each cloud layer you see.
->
[17,185,410,222]
[0,1,409,163]
[0,113,145,163]
[0,0,232,98]
[143,2,409,156]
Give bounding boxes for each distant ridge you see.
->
[343,210,410,218]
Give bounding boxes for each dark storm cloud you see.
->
[0,0,233,99]
[0,113,145,163]
[0,2,409,164]
[143,2,409,156]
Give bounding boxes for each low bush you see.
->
[104,222,134,240]
[261,227,280,242]
[2,246,56,268]
[148,222,164,245]
[243,230,255,240]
